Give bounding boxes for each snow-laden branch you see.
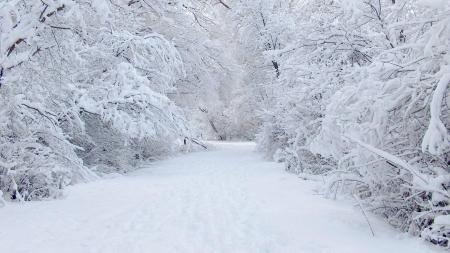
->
[422,72,450,155]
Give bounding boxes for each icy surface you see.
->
[0,142,442,253]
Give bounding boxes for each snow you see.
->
[91,0,110,23]
[0,142,442,253]
[346,135,429,185]
[422,71,450,155]
[0,190,5,207]
[418,0,449,8]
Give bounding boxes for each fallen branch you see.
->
[187,137,208,149]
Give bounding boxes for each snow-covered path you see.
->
[0,142,441,253]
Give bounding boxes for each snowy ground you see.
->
[0,142,443,253]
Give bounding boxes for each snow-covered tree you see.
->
[0,0,223,200]
[236,0,450,246]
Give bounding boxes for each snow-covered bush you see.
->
[0,0,215,201]
[310,1,450,246]
[238,0,450,247]
[0,0,97,200]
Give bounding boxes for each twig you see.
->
[353,194,376,237]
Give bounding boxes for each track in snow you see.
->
[0,142,441,253]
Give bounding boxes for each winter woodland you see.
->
[0,0,449,249]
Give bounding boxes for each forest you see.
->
[0,0,449,250]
